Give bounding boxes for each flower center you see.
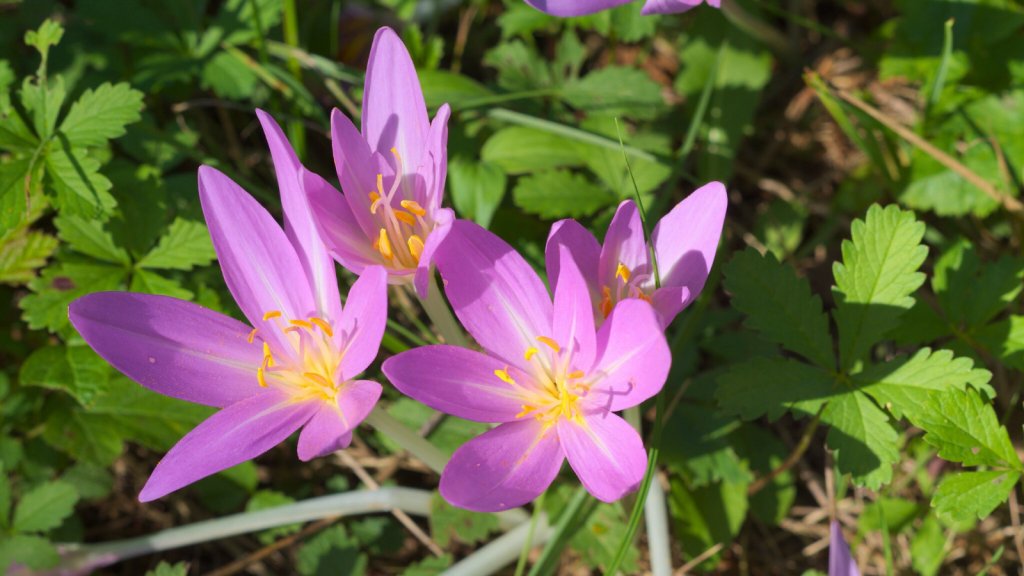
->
[248,311,342,402]
[367,148,433,271]
[498,336,589,424]
[599,262,652,319]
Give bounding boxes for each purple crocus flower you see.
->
[382,221,671,512]
[68,113,388,502]
[829,521,861,576]
[304,26,452,299]
[546,181,727,329]
[524,0,718,18]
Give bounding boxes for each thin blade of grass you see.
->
[614,117,660,288]
[513,490,547,576]
[879,504,894,576]
[929,19,955,108]
[976,545,1004,576]
[525,486,594,576]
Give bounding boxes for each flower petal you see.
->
[440,418,563,512]
[337,265,389,380]
[829,521,861,576]
[640,0,704,15]
[545,218,602,317]
[651,181,726,303]
[331,108,385,241]
[586,299,671,412]
[649,285,691,329]
[363,27,429,191]
[383,345,529,423]
[69,292,263,408]
[298,379,382,461]
[557,411,646,503]
[257,110,343,327]
[198,166,317,359]
[552,245,597,373]
[300,166,381,276]
[139,390,318,501]
[599,201,650,291]
[413,207,454,299]
[417,104,451,212]
[522,0,632,17]
[434,220,553,372]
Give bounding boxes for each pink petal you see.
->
[649,285,691,329]
[417,104,451,212]
[363,27,429,190]
[298,379,382,461]
[139,390,318,501]
[640,0,704,15]
[198,166,317,360]
[69,292,263,408]
[829,521,861,576]
[383,345,529,423]
[552,244,597,372]
[257,110,343,327]
[558,411,646,503]
[413,207,454,299]
[586,299,671,412]
[337,266,389,380]
[331,108,385,241]
[523,0,633,17]
[545,219,602,319]
[600,201,650,293]
[300,167,381,276]
[434,220,553,373]
[440,418,563,512]
[651,182,726,305]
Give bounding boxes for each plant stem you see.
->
[447,511,553,576]
[645,480,673,576]
[513,490,547,576]
[363,406,451,474]
[419,275,469,348]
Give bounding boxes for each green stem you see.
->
[363,407,450,474]
[513,490,547,576]
[280,0,306,159]
[420,275,469,347]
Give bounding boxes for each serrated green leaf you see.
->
[918,387,1020,469]
[296,525,367,576]
[20,344,111,405]
[137,218,216,270]
[54,215,130,264]
[562,66,665,119]
[130,269,194,300]
[0,104,39,153]
[45,146,117,218]
[856,348,993,423]
[58,83,144,148]
[715,357,837,421]
[886,299,952,346]
[144,561,190,576]
[480,127,583,174]
[60,462,113,500]
[0,158,32,233]
[661,403,751,487]
[933,470,1020,522]
[975,315,1024,371]
[967,255,1024,328]
[932,238,979,327]
[430,491,499,547]
[0,534,60,571]
[24,19,64,58]
[0,227,58,284]
[832,204,927,371]
[20,76,66,140]
[513,169,616,219]
[723,247,834,369]
[20,262,128,332]
[13,480,78,533]
[482,41,553,92]
[447,159,506,229]
[398,554,454,576]
[824,391,900,489]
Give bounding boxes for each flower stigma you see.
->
[599,261,653,318]
[497,336,590,425]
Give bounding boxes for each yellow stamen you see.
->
[247,328,259,343]
[639,292,652,304]
[262,310,282,321]
[407,235,424,263]
[309,317,333,337]
[400,200,426,216]
[377,229,393,260]
[262,343,274,367]
[289,319,314,330]
[376,174,385,195]
[567,370,585,379]
[536,336,560,353]
[369,191,381,203]
[616,262,631,283]
[391,147,402,165]
[515,405,537,419]
[394,211,416,226]
[600,286,614,319]
[303,372,333,389]
[257,367,268,387]
[283,326,301,335]
[494,367,515,385]
[524,347,539,361]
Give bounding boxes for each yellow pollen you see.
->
[407,235,424,263]
[303,372,333,389]
[289,319,314,330]
[262,310,282,321]
[536,336,560,353]
[309,317,333,337]
[400,200,426,216]
[524,347,539,361]
[515,405,537,419]
[369,191,381,203]
[567,370,585,379]
[257,367,268,387]
[616,262,631,283]
[494,367,515,385]
[394,211,416,226]
[377,229,393,260]
[247,327,259,343]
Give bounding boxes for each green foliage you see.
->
[246,490,301,544]
[429,492,499,547]
[295,525,368,576]
[144,562,190,576]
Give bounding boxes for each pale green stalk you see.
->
[363,406,451,474]
[419,275,469,347]
[513,491,547,576]
[444,512,552,576]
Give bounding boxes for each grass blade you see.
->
[929,19,955,108]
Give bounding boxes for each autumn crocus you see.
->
[304,26,452,299]
[523,0,717,18]
[382,221,671,512]
[69,113,388,501]
[547,182,726,329]
[829,521,861,576]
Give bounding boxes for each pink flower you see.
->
[69,113,388,501]
[830,521,861,576]
[546,182,727,329]
[382,221,671,512]
[524,0,718,18]
[304,27,452,299]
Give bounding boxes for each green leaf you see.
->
[722,247,834,369]
[430,491,499,547]
[0,103,39,153]
[856,348,993,423]
[20,262,128,332]
[562,66,665,119]
[246,490,301,545]
[295,525,367,576]
[201,52,259,100]
[933,470,1020,522]
[731,423,796,525]
[482,41,553,92]
[24,19,64,60]
[144,561,190,576]
[54,215,130,264]
[0,534,60,571]
[660,403,752,487]
[0,227,58,284]
[20,75,66,140]
[13,480,78,533]
[975,315,1024,371]
[513,169,616,219]
[917,387,1020,469]
[130,269,194,300]
[832,204,927,371]
[754,199,808,258]
[45,146,117,218]
[567,500,638,573]
[966,255,1024,328]
[668,477,748,569]
[137,218,216,270]
[0,472,10,529]
[824,391,900,489]
[398,554,454,576]
[715,357,838,421]
[19,344,112,405]
[857,497,925,536]
[418,70,491,110]
[447,159,507,229]
[911,513,948,576]
[886,299,952,346]
[481,127,583,174]
[58,83,145,148]
[60,462,113,500]
[0,158,33,233]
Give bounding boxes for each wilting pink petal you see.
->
[384,345,528,422]
[558,411,646,502]
[413,207,454,299]
[640,0,705,15]
[434,220,553,373]
[553,245,596,372]
[336,266,389,380]
[829,521,861,576]
[440,418,563,512]
[546,219,602,322]
[300,167,380,275]
[140,390,319,501]
[69,292,263,408]
[198,166,317,359]
[587,300,671,412]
